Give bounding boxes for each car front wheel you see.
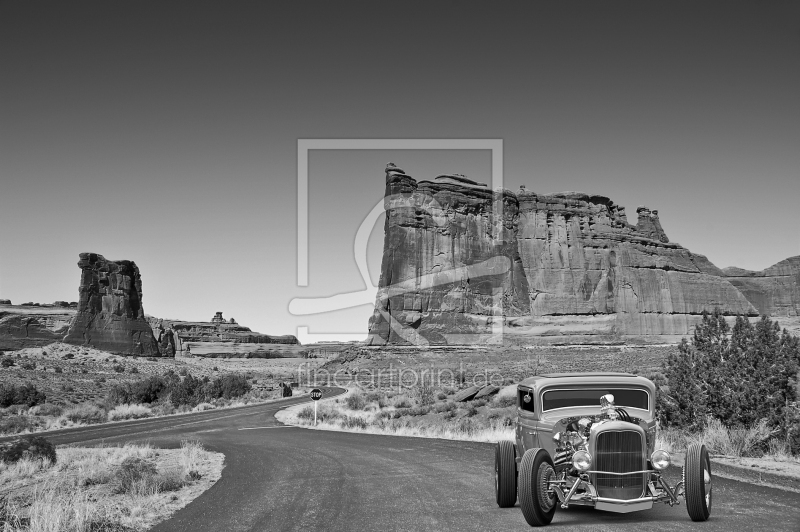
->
[495,440,517,507]
[684,443,712,521]
[518,448,557,526]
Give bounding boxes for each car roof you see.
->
[518,372,655,393]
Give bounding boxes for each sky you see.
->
[1,1,799,342]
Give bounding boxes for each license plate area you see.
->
[595,499,653,513]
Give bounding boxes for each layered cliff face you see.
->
[368,165,761,345]
[63,253,161,356]
[723,256,800,316]
[367,164,530,345]
[0,305,76,350]
[147,312,299,358]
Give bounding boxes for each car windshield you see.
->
[542,388,649,411]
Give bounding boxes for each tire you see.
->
[518,448,557,526]
[685,443,712,522]
[495,440,517,507]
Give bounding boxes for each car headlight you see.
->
[572,450,592,471]
[651,449,671,470]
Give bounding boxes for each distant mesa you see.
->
[147,311,300,359]
[367,164,800,345]
[62,253,161,356]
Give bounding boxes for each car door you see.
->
[516,386,540,456]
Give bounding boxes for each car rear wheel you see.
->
[685,443,712,521]
[519,448,557,526]
[495,440,517,507]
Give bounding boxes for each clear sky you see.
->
[1,1,799,342]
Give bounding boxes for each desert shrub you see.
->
[658,310,800,447]
[472,399,487,408]
[29,403,62,417]
[178,367,189,377]
[95,377,106,384]
[20,361,36,370]
[346,393,367,411]
[0,383,46,408]
[436,392,447,401]
[0,416,32,435]
[108,376,168,406]
[171,374,204,407]
[443,409,456,420]
[114,457,157,493]
[297,406,315,420]
[492,395,516,408]
[340,416,368,430]
[129,366,139,374]
[392,395,412,409]
[416,385,435,406]
[434,401,456,413]
[63,403,107,424]
[108,404,153,421]
[465,404,478,417]
[54,366,63,374]
[205,374,252,400]
[0,436,56,464]
[113,364,125,373]
[1,357,14,368]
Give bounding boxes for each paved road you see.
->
[6,390,799,531]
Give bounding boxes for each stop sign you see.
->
[310,388,323,401]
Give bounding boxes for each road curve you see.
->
[5,389,799,531]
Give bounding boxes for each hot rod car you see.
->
[494,373,712,526]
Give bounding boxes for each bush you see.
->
[108,376,168,406]
[492,395,516,408]
[63,403,107,424]
[1,358,14,368]
[114,457,158,493]
[346,393,367,411]
[29,403,62,417]
[0,416,32,435]
[0,436,56,464]
[108,404,153,421]
[54,367,62,374]
[113,364,125,373]
[205,374,252,400]
[0,383,46,408]
[20,361,36,370]
[658,310,800,453]
[340,416,368,430]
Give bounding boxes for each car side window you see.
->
[518,389,535,413]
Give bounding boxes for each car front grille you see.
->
[592,430,646,500]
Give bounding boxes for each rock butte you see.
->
[367,163,800,345]
[147,311,300,358]
[62,253,161,356]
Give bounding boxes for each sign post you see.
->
[310,388,323,425]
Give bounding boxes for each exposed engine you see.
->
[551,394,644,470]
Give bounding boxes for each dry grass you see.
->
[107,404,153,422]
[278,387,515,443]
[0,440,223,531]
[656,417,797,462]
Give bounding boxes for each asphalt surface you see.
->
[5,389,799,531]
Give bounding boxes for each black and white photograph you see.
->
[1,2,799,530]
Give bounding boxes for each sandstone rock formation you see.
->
[367,164,764,345]
[0,305,76,350]
[723,256,800,316]
[62,253,161,356]
[367,164,530,345]
[147,312,300,358]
